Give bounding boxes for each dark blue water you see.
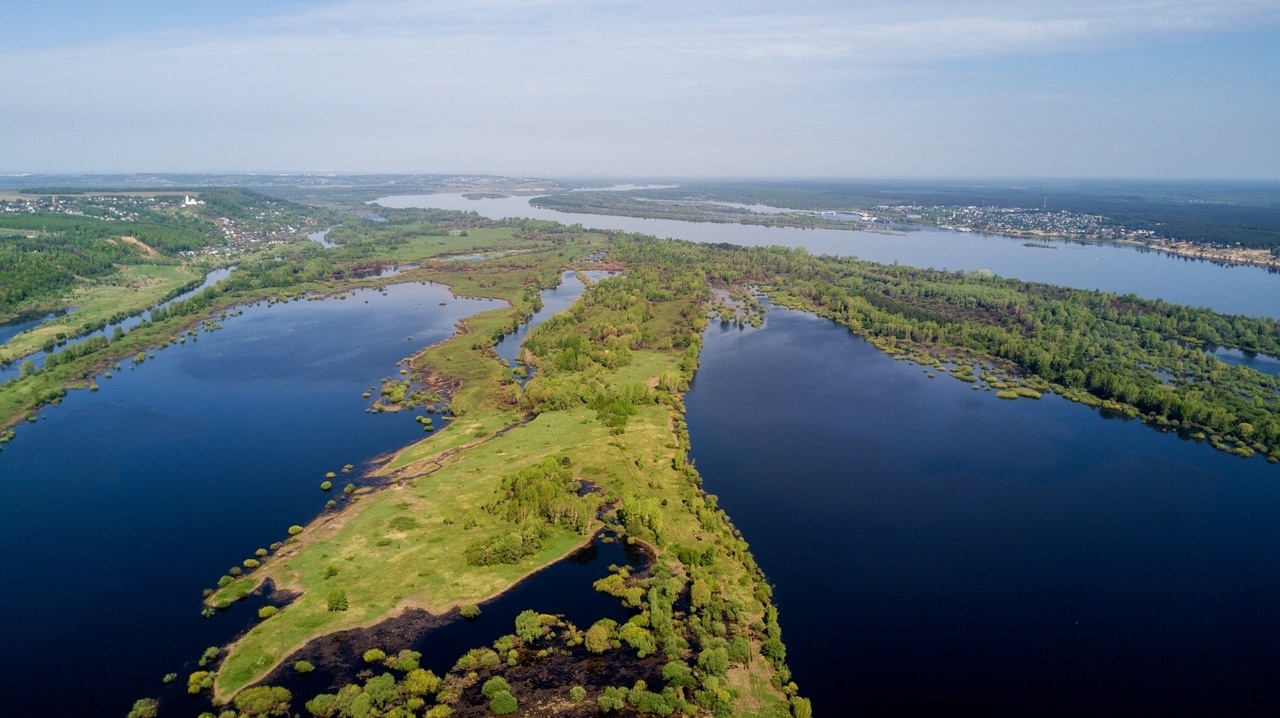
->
[0,266,234,383]
[380,193,1280,319]
[685,309,1280,716]
[275,535,642,701]
[492,270,614,367]
[409,537,640,674]
[0,282,497,717]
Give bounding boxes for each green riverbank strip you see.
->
[207,254,802,717]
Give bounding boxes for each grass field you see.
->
[0,263,207,364]
[208,258,792,716]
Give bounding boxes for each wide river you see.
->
[0,281,502,716]
[378,192,1280,319]
[686,310,1280,714]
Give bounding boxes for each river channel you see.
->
[377,192,1280,320]
[0,281,505,716]
[686,308,1280,715]
[5,196,1280,716]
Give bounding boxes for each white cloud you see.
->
[0,0,1276,175]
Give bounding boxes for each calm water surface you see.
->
[685,309,1280,715]
[0,266,235,383]
[491,270,613,367]
[378,193,1280,319]
[0,282,497,717]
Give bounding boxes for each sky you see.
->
[2,0,1279,178]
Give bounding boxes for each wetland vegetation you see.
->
[2,178,1279,716]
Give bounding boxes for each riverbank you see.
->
[200,256,800,717]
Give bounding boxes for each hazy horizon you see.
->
[5,1,1278,179]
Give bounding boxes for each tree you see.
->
[127,698,158,718]
[404,668,441,696]
[234,685,292,717]
[489,690,518,715]
[515,609,543,642]
[585,621,612,653]
[482,676,511,699]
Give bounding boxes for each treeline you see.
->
[0,228,143,313]
[608,234,1280,461]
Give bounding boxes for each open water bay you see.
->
[685,308,1280,715]
[0,282,499,716]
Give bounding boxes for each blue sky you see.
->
[3,0,1278,178]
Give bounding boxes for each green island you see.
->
[5,186,1280,717]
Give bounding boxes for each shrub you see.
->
[229,566,243,577]
[387,648,421,672]
[322,565,339,579]
[217,575,234,588]
[460,604,480,619]
[344,484,356,495]
[488,690,518,715]
[321,481,332,491]
[198,646,220,667]
[363,648,387,663]
[244,558,261,569]
[234,685,292,716]
[255,548,268,557]
[404,668,442,696]
[569,685,586,702]
[127,698,158,718]
[481,676,510,699]
[258,606,279,619]
[304,694,337,718]
[597,686,627,711]
[515,610,543,642]
[326,500,336,510]
[327,589,348,612]
[585,621,612,654]
[294,660,315,674]
[187,671,212,694]
[288,525,304,536]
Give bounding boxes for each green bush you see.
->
[363,648,386,663]
[288,525,304,536]
[460,603,480,618]
[320,481,332,491]
[327,589,348,612]
[234,685,292,717]
[258,606,279,620]
[488,690,518,715]
[127,698,158,718]
[569,685,586,702]
[294,660,315,674]
[481,676,510,699]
